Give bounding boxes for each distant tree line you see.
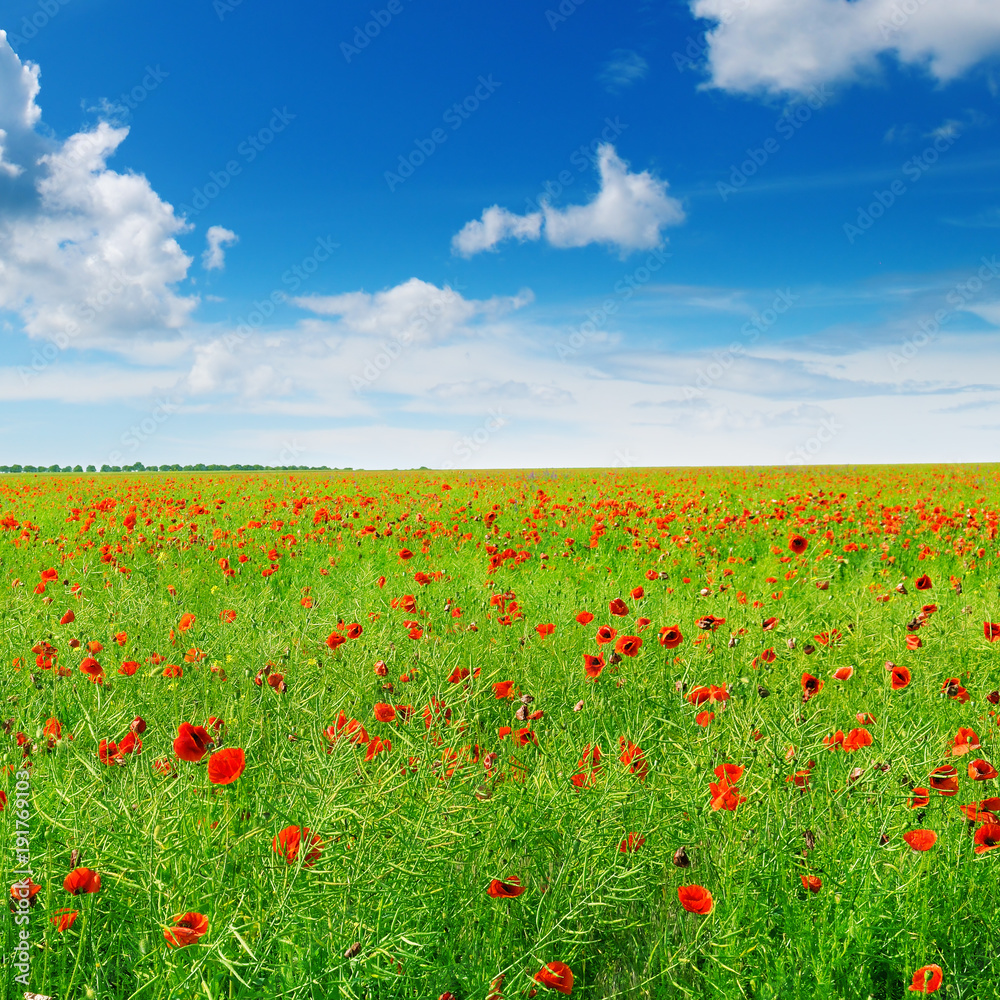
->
[0,463,345,474]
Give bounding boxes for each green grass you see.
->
[1,465,998,999]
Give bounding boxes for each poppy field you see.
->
[2,464,1000,1000]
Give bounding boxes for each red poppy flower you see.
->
[447,666,470,684]
[595,625,617,645]
[833,666,854,681]
[985,622,1000,642]
[914,575,932,591]
[902,829,937,851]
[162,663,183,678]
[677,884,713,914]
[907,964,943,993]
[856,712,876,725]
[487,877,526,898]
[658,626,683,648]
[839,728,870,752]
[118,660,138,676]
[619,737,649,781]
[909,787,930,808]
[59,610,75,625]
[761,616,778,630]
[273,825,323,866]
[64,867,101,895]
[173,722,214,762]
[959,798,1000,823]
[178,613,196,632]
[687,685,711,706]
[164,912,209,948]
[326,632,346,650]
[398,548,413,560]
[929,765,959,796]
[906,635,923,651]
[614,635,642,657]
[535,623,555,638]
[364,736,391,761]
[801,875,822,893]
[534,961,574,995]
[789,535,808,554]
[207,747,245,785]
[695,711,714,726]
[950,727,980,756]
[973,822,1000,854]
[968,758,998,781]
[619,832,645,853]
[801,673,823,700]
[50,907,79,931]
[347,623,363,639]
[373,703,397,723]
[583,653,605,679]
[891,665,911,690]
[608,598,630,618]
[79,656,104,685]
[630,586,644,600]
[9,879,41,905]
[759,647,777,664]
[493,680,515,699]
[219,609,237,623]
[695,615,725,631]
[940,677,970,702]
[575,611,594,625]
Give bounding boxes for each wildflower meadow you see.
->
[2,465,999,1000]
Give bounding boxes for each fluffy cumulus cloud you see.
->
[691,0,1000,95]
[202,226,238,271]
[293,277,533,345]
[452,144,684,258]
[0,32,196,350]
[450,207,543,258]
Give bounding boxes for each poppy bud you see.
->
[130,716,146,735]
[672,846,690,868]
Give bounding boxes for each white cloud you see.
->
[202,225,238,271]
[0,32,197,350]
[294,277,532,344]
[691,0,1000,95]
[451,206,542,257]
[598,49,649,93]
[452,144,684,258]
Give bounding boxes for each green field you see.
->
[2,466,998,999]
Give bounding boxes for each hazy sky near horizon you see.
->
[2,0,1000,470]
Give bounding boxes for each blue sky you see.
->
[2,0,1000,469]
